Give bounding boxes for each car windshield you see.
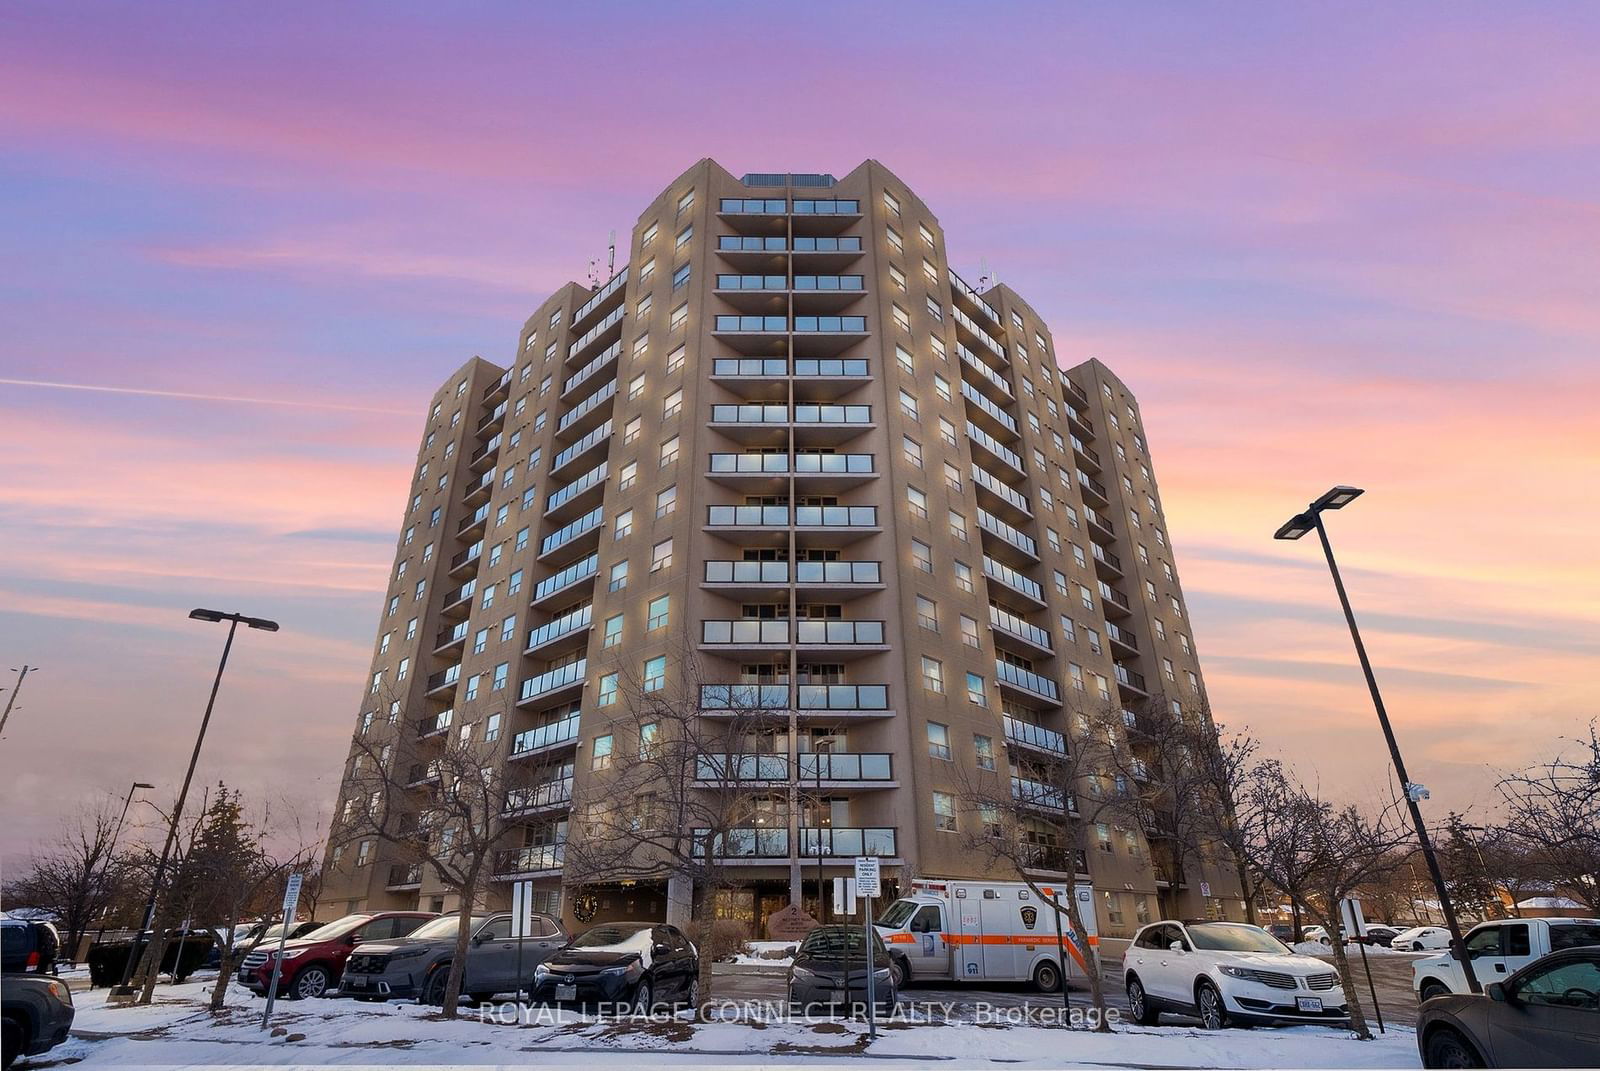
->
[570,925,652,951]
[876,899,918,928]
[406,916,487,940]
[294,914,372,942]
[801,927,886,961]
[1186,923,1289,954]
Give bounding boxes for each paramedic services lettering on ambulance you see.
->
[872,879,1097,991]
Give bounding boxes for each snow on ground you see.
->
[1297,943,1429,958]
[57,977,1421,1068]
[729,939,797,967]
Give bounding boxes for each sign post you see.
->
[853,857,880,1040]
[1340,897,1384,1034]
[260,872,303,1030]
[511,880,533,1005]
[1046,887,1070,1013]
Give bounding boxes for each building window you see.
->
[896,344,914,373]
[948,510,967,542]
[615,509,633,539]
[954,560,973,592]
[647,595,670,631]
[921,657,944,694]
[592,733,614,769]
[916,595,938,632]
[485,713,501,743]
[670,303,687,331]
[651,538,673,572]
[492,662,509,691]
[911,539,932,573]
[671,263,690,290]
[907,486,928,520]
[903,435,922,467]
[960,614,979,648]
[965,672,987,707]
[643,656,666,692]
[473,628,488,655]
[889,264,906,291]
[974,734,995,770]
[666,344,685,374]
[659,435,679,467]
[933,791,957,832]
[619,461,637,492]
[655,485,677,518]
[927,721,951,759]
[899,389,918,419]
[603,614,623,648]
[598,674,618,706]
[609,560,628,591]
[892,305,910,331]
[663,389,683,420]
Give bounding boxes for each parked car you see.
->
[1392,925,1453,952]
[0,920,60,975]
[1417,946,1600,1067]
[1302,925,1332,946]
[1414,917,1600,1000]
[205,920,321,969]
[1354,924,1401,947]
[1,975,74,1070]
[787,925,896,1013]
[341,911,565,1003]
[529,922,698,1011]
[1123,920,1349,1029]
[1266,924,1295,944]
[86,929,213,987]
[236,911,435,1000]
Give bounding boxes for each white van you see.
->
[873,878,1097,991]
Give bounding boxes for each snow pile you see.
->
[1291,941,1328,955]
[58,976,1423,1068]
[730,939,797,967]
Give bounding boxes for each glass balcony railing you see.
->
[792,275,864,291]
[717,274,787,290]
[495,843,564,874]
[699,683,790,709]
[983,556,1044,602]
[792,315,865,333]
[511,714,580,756]
[967,421,1025,472]
[567,304,624,360]
[794,505,878,527]
[795,619,886,645]
[978,508,1038,557]
[550,419,612,473]
[504,777,573,813]
[989,604,1053,650]
[793,358,869,377]
[793,452,875,474]
[709,453,790,474]
[961,380,1019,434]
[719,197,787,214]
[996,659,1060,701]
[711,403,789,424]
[951,304,1006,359]
[417,708,453,737]
[540,506,603,555]
[791,198,859,214]
[707,504,790,527]
[970,464,1030,514]
[713,357,789,376]
[1011,775,1068,811]
[545,460,607,513]
[958,342,1012,397]
[524,604,592,651]
[793,404,870,423]
[796,683,890,710]
[796,560,881,584]
[704,560,789,584]
[792,236,863,253]
[533,553,598,601]
[695,755,789,781]
[718,236,788,252]
[556,379,617,434]
[949,269,1001,326]
[798,753,893,781]
[715,315,787,332]
[701,620,790,645]
[1003,715,1068,756]
[571,266,628,325]
[694,826,895,858]
[563,339,621,396]
[518,659,586,702]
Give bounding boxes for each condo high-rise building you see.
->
[320,159,1245,941]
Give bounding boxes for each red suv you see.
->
[237,912,435,1000]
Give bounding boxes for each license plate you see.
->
[555,984,576,1001]
[347,978,367,988]
[1296,996,1323,1013]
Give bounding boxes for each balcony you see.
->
[532,553,598,604]
[566,304,625,367]
[795,559,883,596]
[795,619,887,651]
[571,265,628,329]
[1003,715,1068,758]
[556,379,616,439]
[961,380,1019,438]
[416,708,454,739]
[1098,581,1133,618]
[386,863,422,890]
[995,659,1061,704]
[793,504,878,530]
[949,269,1002,327]
[1070,433,1100,473]
[456,503,490,539]
[441,578,476,617]
[484,369,512,403]
[793,357,870,380]
[792,403,871,425]
[433,620,469,654]
[516,659,586,705]
[951,304,1006,361]
[510,713,581,758]
[1092,541,1123,578]
[550,419,613,476]
[504,777,573,816]
[709,403,789,427]
[524,604,593,654]
[699,683,790,712]
[795,683,890,714]
[424,664,461,697]
[703,560,789,589]
[708,453,789,486]
[983,555,1045,606]
[469,433,502,472]
[1077,471,1110,508]
[971,463,1031,520]
[700,620,790,649]
[1011,775,1070,813]
[718,197,789,216]
[989,604,1053,654]
[694,754,788,783]
[712,357,789,379]
[448,542,482,579]
[1065,377,1091,406]
[695,826,896,860]
[1115,664,1149,696]
[539,506,604,559]
[1085,507,1116,542]
[544,460,607,518]
[958,342,1012,399]
[1105,620,1139,656]
[562,339,622,400]
[713,314,788,339]
[706,504,789,531]
[967,421,1026,476]
[406,760,441,788]
[462,469,494,508]
[797,752,894,784]
[792,316,868,357]
[493,843,564,878]
[791,235,865,270]
[791,275,867,312]
[978,508,1038,560]
[476,400,507,436]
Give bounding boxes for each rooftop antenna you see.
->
[977,257,993,293]
[607,229,617,278]
[586,256,599,290]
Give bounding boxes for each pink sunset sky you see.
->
[1,2,1597,857]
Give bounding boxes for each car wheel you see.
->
[1197,981,1229,1030]
[1424,1026,1484,1069]
[1411,942,1424,952]
[293,965,331,1000]
[888,955,909,989]
[422,968,449,1006]
[3,1015,25,1071]
[1033,960,1062,993]
[1419,981,1450,1003]
[632,980,654,1015]
[1125,976,1159,1026]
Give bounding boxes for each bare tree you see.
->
[1234,760,1411,1039]
[953,698,1118,1030]
[334,690,531,1019]
[3,799,125,960]
[563,631,784,1018]
[1495,722,1600,913]
[1184,707,1263,924]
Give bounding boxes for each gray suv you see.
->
[340,912,565,1004]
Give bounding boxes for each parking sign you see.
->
[854,856,880,898]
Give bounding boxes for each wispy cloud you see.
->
[0,378,412,415]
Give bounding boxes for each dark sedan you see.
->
[528,922,698,1012]
[787,925,896,1014]
[1418,947,1600,1067]
[2,975,74,1069]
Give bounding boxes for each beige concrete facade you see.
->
[320,159,1245,940]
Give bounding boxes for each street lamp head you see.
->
[188,608,226,623]
[243,616,280,633]
[133,782,155,790]
[1274,513,1316,541]
[188,608,279,632]
[1312,485,1365,512]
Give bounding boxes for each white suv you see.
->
[1123,920,1349,1029]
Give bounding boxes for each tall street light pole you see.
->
[1275,487,1480,993]
[0,664,39,737]
[111,609,279,997]
[95,781,155,947]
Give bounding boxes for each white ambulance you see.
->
[873,878,1097,991]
